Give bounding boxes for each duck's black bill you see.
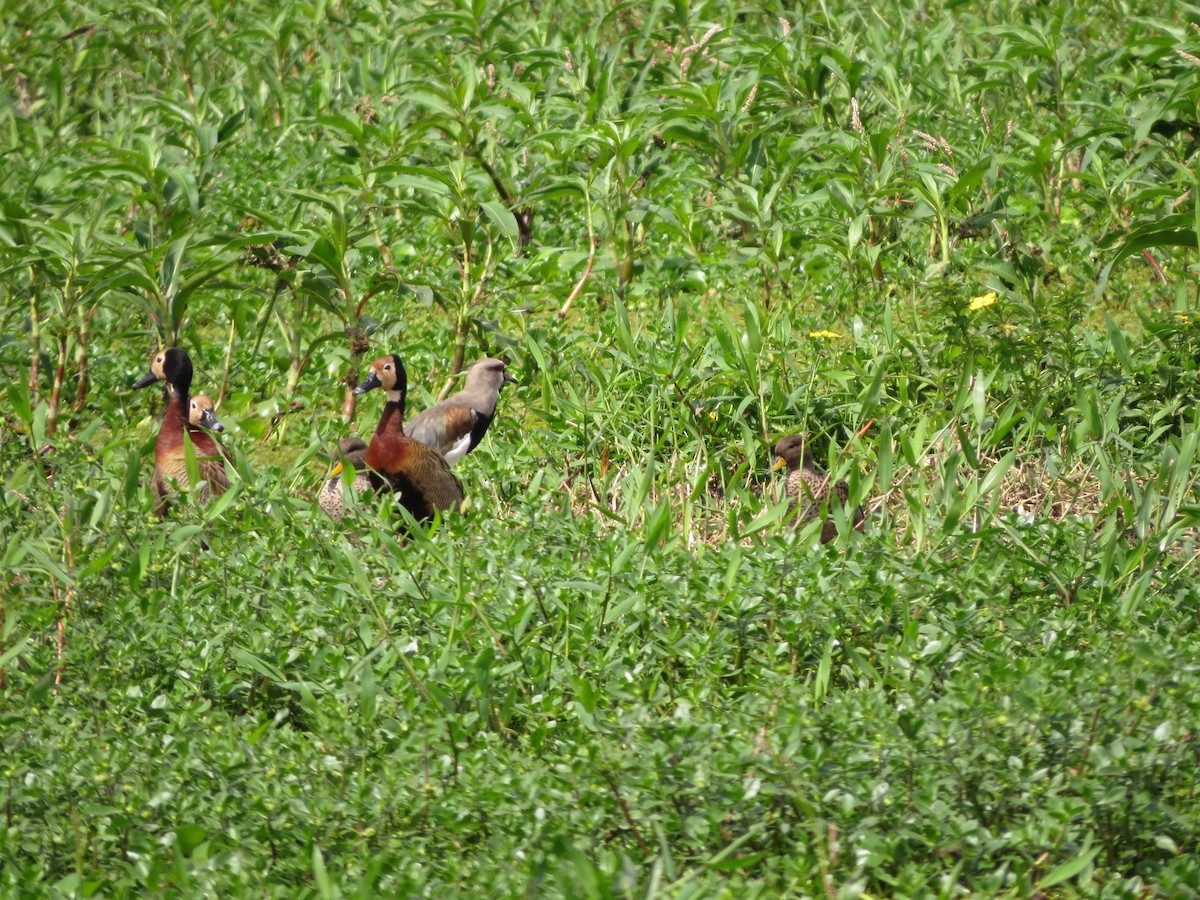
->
[132,371,158,390]
[353,371,382,395]
[200,410,225,432]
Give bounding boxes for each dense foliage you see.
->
[2,0,1200,895]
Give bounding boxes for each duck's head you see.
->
[133,348,193,394]
[189,394,224,432]
[772,434,815,472]
[328,437,368,478]
[464,357,517,394]
[354,354,407,401]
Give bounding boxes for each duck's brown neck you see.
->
[164,386,190,430]
[374,391,407,436]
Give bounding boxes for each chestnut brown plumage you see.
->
[772,434,863,543]
[337,354,464,523]
[133,348,230,514]
[406,358,516,465]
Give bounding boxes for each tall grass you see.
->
[2,0,1200,895]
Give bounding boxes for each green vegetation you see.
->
[3,0,1200,895]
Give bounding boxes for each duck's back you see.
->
[785,467,859,542]
[406,402,486,463]
[366,434,464,520]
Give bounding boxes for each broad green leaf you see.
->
[480,201,519,244]
[1035,844,1100,891]
[312,844,334,900]
[359,661,376,724]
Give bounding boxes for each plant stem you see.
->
[28,285,40,403]
[341,328,369,424]
[217,317,236,407]
[48,334,67,438]
[72,309,91,417]
[442,314,467,401]
[560,188,597,318]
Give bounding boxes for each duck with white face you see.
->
[319,354,464,525]
[188,394,225,433]
[133,348,230,513]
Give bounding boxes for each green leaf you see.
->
[1105,313,1133,371]
[182,430,200,490]
[359,661,376,725]
[8,381,31,424]
[742,299,763,356]
[203,476,240,521]
[169,525,205,546]
[480,201,519,244]
[1095,215,1197,297]
[231,647,286,683]
[741,495,792,538]
[978,451,1015,498]
[175,825,207,857]
[1035,844,1100,891]
[312,844,335,899]
[0,634,30,670]
[813,637,834,703]
[31,401,48,451]
[707,851,769,871]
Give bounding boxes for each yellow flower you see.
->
[808,330,844,339]
[968,291,997,311]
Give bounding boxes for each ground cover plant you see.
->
[2,0,1200,895]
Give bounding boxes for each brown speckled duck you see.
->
[134,349,230,513]
[773,434,863,543]
[406,358,516,466]
[329,354,464,523]
[317,438,369,522]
